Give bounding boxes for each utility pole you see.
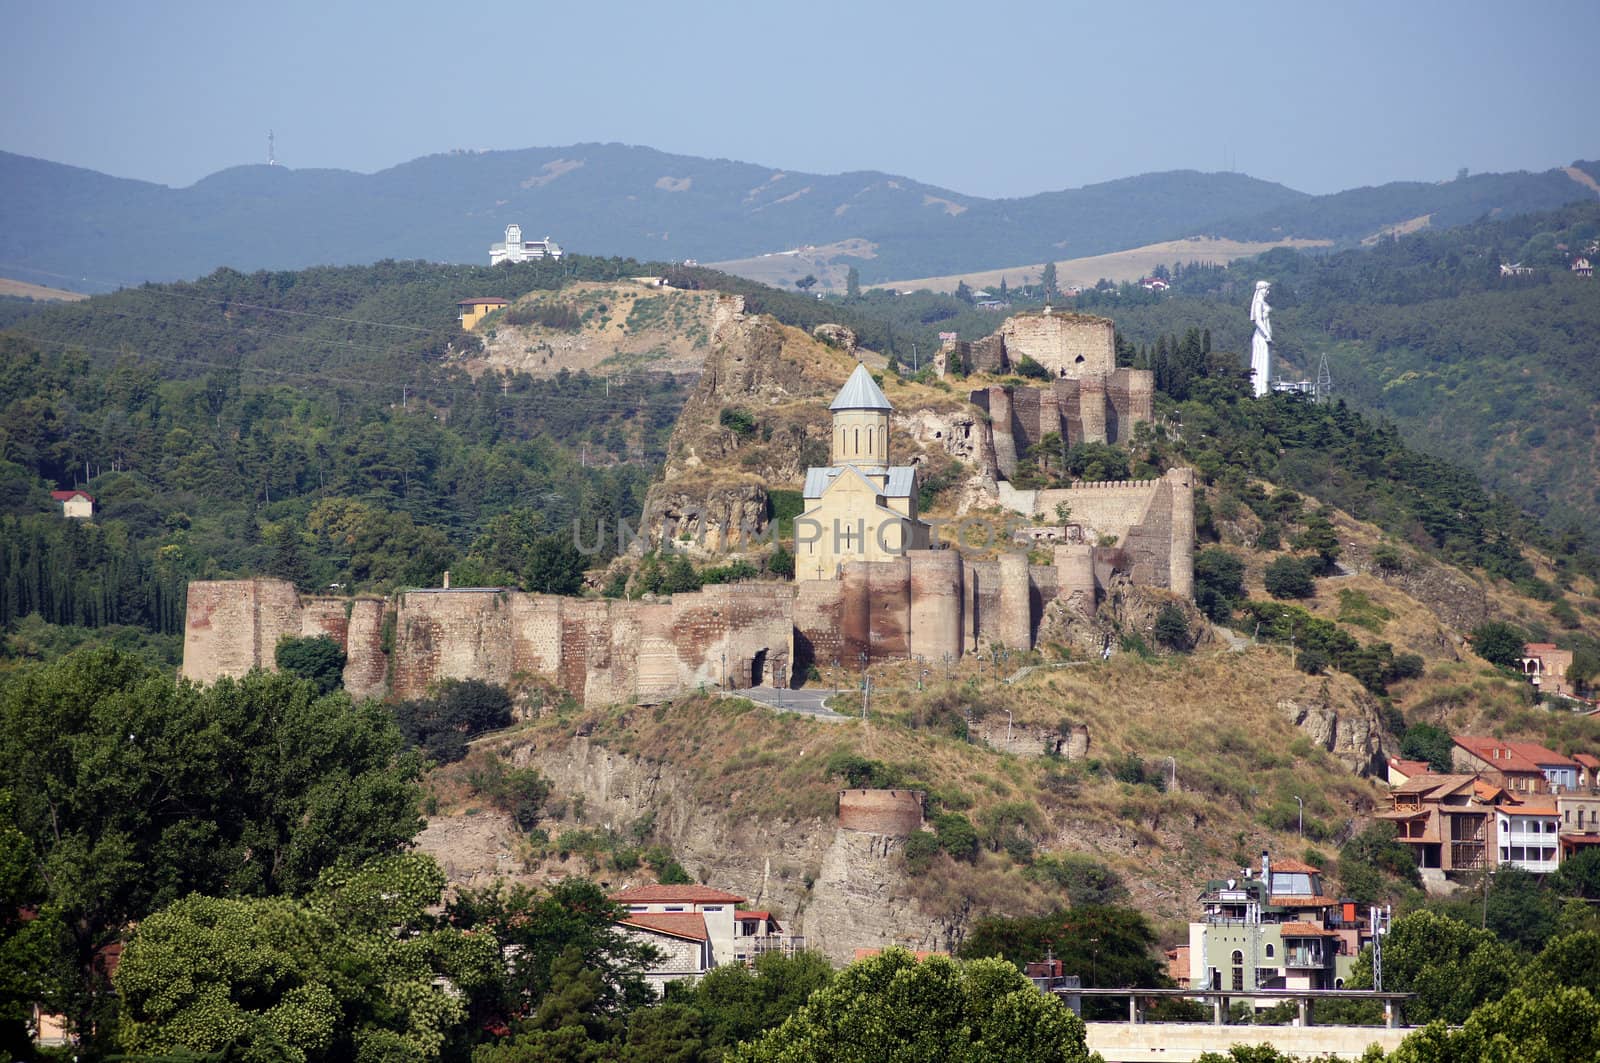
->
[1296,796,1304,838]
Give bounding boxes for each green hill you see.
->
[3,144,1594,294]
[1090,201,1600,532]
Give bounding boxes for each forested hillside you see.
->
[0,256,689,660]
[1091,201,1600,531]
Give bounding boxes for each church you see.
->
[797,363,931,580]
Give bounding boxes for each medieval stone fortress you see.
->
[183,308,1195,707]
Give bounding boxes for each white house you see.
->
[612,885,745,993]
[51,489,94,520]
[490,224,563,265]
[1496,802,1560,874]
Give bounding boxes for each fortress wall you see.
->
[390,589,518,699]
[632,600,684,702]
[795,580,844,673]
[1009,387,1044,459]
[998,553,1033,650]
[1028,564,1059,626]
[579,600,639,707]
[1037,480,1160,540]
[1077,375,1108,445]
[837,789,925,835]
[838,564,874,664]
[1000,313,1115,378]
[299,599,349,645]
[182,579,304,685]
[685,583,794,691]
[343,599,390,701]
[1055,544,1097,613]
[1166,467,1196,597]
[969,334,1006,374]
[965,560,1003,651]
[509,595,564,679]
[1052,379,1086,448]
[908,550,963,662]
[868,558,912,661]
[984,386,1019,478]
[1108,368,1154,441]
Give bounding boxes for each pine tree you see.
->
[845,267,860,299]
[1041,262,1058,300]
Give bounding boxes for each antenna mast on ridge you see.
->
[1315,352,1333,403]
[267,130,277,167]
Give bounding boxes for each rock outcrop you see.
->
[418,736,959,964]
[1276,681,1395,778]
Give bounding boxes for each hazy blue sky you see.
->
[3,0,1594,198]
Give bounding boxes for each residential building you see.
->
[1558,790,1600,860]
[1496,800,1560,873]
[797,363,930,580]
[457,297,509,331]
[1572,257,1593,278]
[51,489,93,519]
[611,885,802,993]
[490,223,563,265]
[1521,643,1576,699]
[1377,773,1504,877]
[1499,262,1534,276]
[1451,735,1579,794]
[1576,754,1600,791]
[1187,852,1366,995]
[731,909,804,964]
[1385,757,1432,786]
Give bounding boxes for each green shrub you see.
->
[274,634,346,694]
[719,407,758,437]
[1264,556,1315,598]
[932,811,979,862]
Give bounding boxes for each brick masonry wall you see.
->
[837,789,925,834]
[1000,313,1115,377]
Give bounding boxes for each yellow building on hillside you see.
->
[457,297,509,330]
[797,363,930,580]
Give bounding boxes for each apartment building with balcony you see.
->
[1187,852,1368,996]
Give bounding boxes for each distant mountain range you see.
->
[1,144,1596,293]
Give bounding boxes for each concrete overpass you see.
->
[1058,987,1415,1063]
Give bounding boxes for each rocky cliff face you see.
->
[412,736,958,964]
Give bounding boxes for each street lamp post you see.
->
[1005,709,1013,749]
[1166,756,1176,791]
[1295,796,1304,838]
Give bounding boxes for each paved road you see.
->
[722,687,848,721]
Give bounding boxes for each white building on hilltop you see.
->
[490,223,563,265]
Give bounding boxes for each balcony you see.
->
[740,935,806,961]
[1283,948,1327,968]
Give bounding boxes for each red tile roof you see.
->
[736,910,771,920]
[611,885,747,904]
[1388,758,1432,778]
[620,912,708,942]
[1453,736,1573,774]
[1576,754,1600,771]
[51,489,93,501]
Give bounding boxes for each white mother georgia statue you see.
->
[1249,280,1272,398]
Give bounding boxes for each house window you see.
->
[1231,951,1244,992]
[666,906,685,912]
[703,906,722,912]
[1265,944,1275,958]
